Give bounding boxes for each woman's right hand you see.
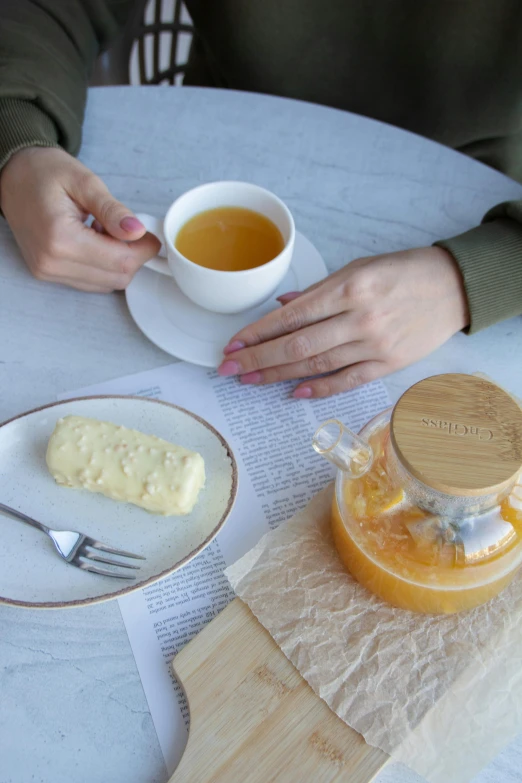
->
[0,146,160,292]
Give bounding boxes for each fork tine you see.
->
[78,562,137,580]
[84,539,146,560]
[85,553,141,570]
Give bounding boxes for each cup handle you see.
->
[135,213,172,276]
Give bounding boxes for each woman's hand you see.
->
[0,147,160,292]
[218,246,469,398]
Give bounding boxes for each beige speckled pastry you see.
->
[46,415,205,516]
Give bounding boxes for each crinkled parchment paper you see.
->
[225,485,522,783]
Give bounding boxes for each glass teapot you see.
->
[313,374,522,614]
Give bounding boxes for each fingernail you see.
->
[223,340,246,355]
[276,291,301,303]
[293,386,313,399]
[240,372,262,384]
[217,360,240,377]
[92,219,104,234]
[120,216,145,233]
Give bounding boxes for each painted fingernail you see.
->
[240,372,262,384]
[293,386,313,399]
[223,340,246,355]
[217,360,240,377]
[276,291,301,303]
[120,216,145,233]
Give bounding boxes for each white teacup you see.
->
[136,181,295,314]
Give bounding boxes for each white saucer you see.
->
[125,231,328,367]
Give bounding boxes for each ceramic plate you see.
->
[125,230,328,366]
[0,396,237,608]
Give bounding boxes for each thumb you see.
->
[72,174,146,241]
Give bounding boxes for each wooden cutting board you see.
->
[169,597,389,783]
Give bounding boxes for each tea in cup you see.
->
[175,205,285,272]
[136,181,295,314]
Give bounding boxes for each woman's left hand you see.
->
[217,246,470,398]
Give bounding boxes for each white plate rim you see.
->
[0,395,238,610]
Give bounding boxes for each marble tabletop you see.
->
[1,86,522,783]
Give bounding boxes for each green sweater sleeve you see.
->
[0,0,128,171]
[435,203,522,333]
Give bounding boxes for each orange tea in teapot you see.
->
[315,375,522,614]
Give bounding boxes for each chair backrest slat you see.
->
[91,0,194,86]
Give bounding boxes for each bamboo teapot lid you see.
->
[390,374,522,497]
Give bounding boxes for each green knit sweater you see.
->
[1,0,522,332]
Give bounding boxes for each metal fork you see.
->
[0,502,145,579]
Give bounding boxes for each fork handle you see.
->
[0,502,51,535]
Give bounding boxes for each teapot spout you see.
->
[312,419,373,478]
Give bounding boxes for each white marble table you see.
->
[1,86,522,783]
